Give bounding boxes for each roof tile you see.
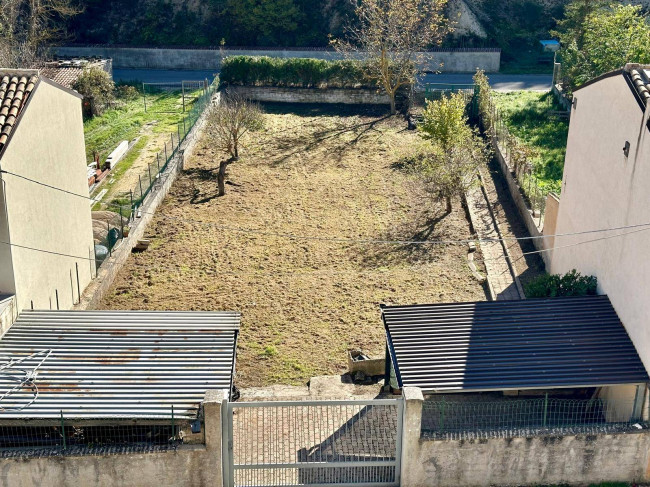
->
[0,70,39,153]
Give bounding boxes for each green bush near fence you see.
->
[524,269,597,299]
[219,56,375,89]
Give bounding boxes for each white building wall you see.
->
[0,79,95,311]
[551,74,650,371]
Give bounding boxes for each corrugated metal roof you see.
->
[383,296,649,393]
[0,310,239,419]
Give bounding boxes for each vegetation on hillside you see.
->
[553,1,650,92]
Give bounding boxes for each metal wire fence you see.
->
[128,78,217,215]
[421,396,646,440]
[0,412,203,457]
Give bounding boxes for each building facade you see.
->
[0,69,94,319]
[551,64,650,371]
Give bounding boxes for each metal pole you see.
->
[165,144,168,162]
[139,175,144,199]
[60,411,66,449]
[76,263,81,302]
[147,163,153,187]
[129,190,134,215]
[55,290,59,310]
[543,393,549,427]
[171,405,175,441]
[119,206,124,239]
[30,300,33,310]
[107,220,112,257]
[157,153,161,173]
[70,269,74,304]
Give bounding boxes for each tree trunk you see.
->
[217,160,229,196]
[389,95,396,116]
[446,196,452,214]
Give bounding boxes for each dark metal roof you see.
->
[382,296,649,393]
[0,310,240,419]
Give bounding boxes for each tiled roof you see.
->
[0,70,39,152]
[38,59,110,90]
[627,64,650,106]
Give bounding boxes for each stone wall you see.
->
[0,391,226,487]
[400,387,650,487]
[55,46,501,73]
[227,85,390,105]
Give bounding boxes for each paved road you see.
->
[114,68,552,92]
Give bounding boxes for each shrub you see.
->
[73,68,115,117]
[115,84,140,101]
[219,56,374,89]
[525,269,597,298]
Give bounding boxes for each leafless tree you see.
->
[0,0,81,67]
[333,0,452,115]
[205,91,264,196]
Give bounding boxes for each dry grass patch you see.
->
[101,104,487,387]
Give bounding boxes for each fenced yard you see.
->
[100,104,487,387]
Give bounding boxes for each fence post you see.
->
[401,387,424,487]
[60,410,66,449]
[148,163,153,187]
[165,144,168,162]
[119,206,124,238]
[171,404,175,441]
[543,393,549,427]
[129,190,134,218]
[139,175,144,200]
[55,289,59,310]
[157,153,161,173]
[178,123,181,145]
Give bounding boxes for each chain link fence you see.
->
[475,82,548,226]
[421,396,646,440]
[91,78,217,270]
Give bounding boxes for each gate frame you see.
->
[223,398,404,487]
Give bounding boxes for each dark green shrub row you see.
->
[525,269,597,299]
[219,56,376,89]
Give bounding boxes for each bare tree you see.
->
[205,91,264,196]
[333,0,451,115]
[0,0,81,67]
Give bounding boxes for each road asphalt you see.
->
[114,68,552,92]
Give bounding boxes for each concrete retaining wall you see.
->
[400,387,650,487]
[227,85,390,105]
[55,46,501,73]
[490,137,550,270]
[0,391,226,487]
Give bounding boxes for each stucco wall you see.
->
[0,79,95,312]
[0,391,226,487]
[400,387,650,487]
[227,86,390,105]
[551,74,650,372]
[542,192,560,252]
[0,180,15,294]
[54,46,501,73]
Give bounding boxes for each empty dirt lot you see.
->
[100,104,487,387]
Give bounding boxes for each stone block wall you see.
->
[227,86,390,105]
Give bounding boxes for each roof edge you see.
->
[573,69,624,93]
[39,76,83,100]
[0,76,42,162]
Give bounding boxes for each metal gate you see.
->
[223,399,403,487]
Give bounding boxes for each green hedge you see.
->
[219,56,376,89]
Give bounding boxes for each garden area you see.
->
[99,104,487,387]
[84,85,206,209]
[492,90,569,196]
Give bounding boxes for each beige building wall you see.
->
[551,74,650,371]
[0,79,94,311]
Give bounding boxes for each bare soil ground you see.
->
[100,104,487,387]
